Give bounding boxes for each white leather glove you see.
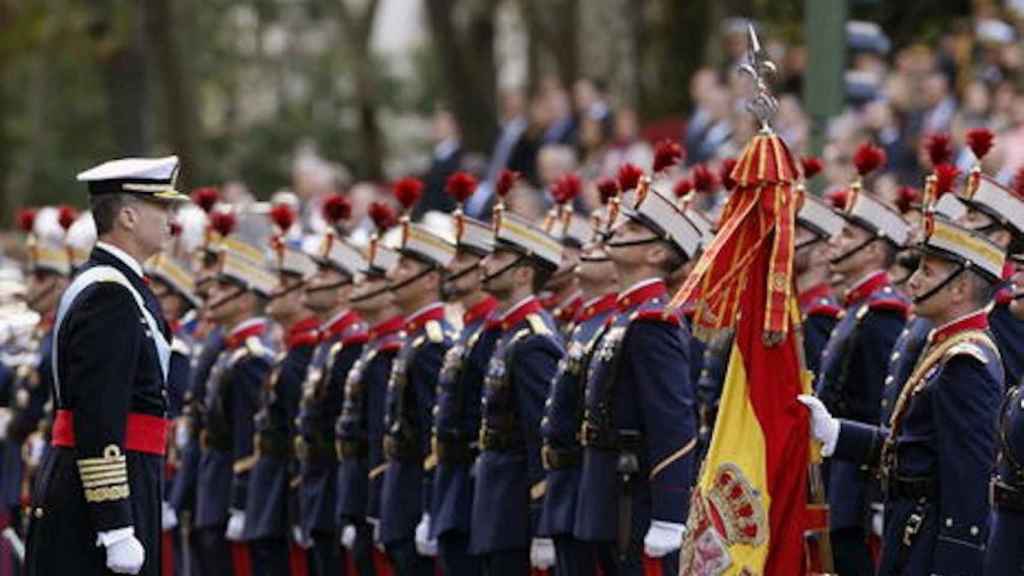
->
[529,537,555,569]
[871,503,884,537]
[340,524,357,550]
[225,510,246,542]
[0,408,12,440]
[98,528,145,575]
[366,517,385,552]
[797,395,840,456]
[644,520,685,558]
[161,501,178,531]
[414,513,437,557]
[292,525,313,550]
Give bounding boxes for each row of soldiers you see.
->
[3,126,1024,575]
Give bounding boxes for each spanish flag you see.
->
[672,132,812,575]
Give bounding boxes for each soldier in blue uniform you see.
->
[242,242,320,574]
[816,183,911,574]
[298,201,368,575]
[987,251,1024,573]
[537,237,618,576]
[26,157,188,576]
[574,179,702,575]
[470,197,564,576]
[424,175,498,576]
[168,220,229,576]
[957,154,1024,387]
[194,236,278,576]
[336,227,403,576]
[540,177,589,335]
[794,193,845,376]
[1,232,71,552]
[143,250,201,573]
[802,214,1006,576]
[378,184,455,575]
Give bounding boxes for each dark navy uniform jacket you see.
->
[797,282,842,379]
[26,245,171,576]
[0,321,55,511]
[832,310,1002,575]
[470,297,563,554]
[428,297,499,539]
[379,304,452,545]
[335,315,404,526]
[297,310,366,536]
[537,293,616,538]
[988,370,1024,574]
[880,316,933,422]
[194,319,275,530]
[573,279,696,545]
[169,326,224,516]
[990,293,1024,388]
[243,317,319,541]
[815,271,908,531]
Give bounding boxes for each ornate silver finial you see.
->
[738,23,778,133]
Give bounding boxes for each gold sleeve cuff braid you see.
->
[78,445,130,503]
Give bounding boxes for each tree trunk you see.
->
[337,0,384,180]
[90,1,149,154]
[422,0,498,154]
[144,0,200,187]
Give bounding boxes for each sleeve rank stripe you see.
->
[84,484,130,503]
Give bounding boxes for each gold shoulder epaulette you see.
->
[527,313,550,336]
[426,320,444,344]
[245,336,272,360]
[944,341,990,364]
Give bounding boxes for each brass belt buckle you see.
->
[902,512,922,547]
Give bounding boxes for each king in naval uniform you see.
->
[25,156,188,576]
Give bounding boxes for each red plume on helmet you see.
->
[57,205,77,231]
[673,178,694,199]
[270,203,296,233]
[369,201,397,232]
[210,209,237,237]
[719,158,738,191]
[17,208,37,234]
[616,163,644,192]
[393,177,424,214]
[1011,167,1024,200]
[966,128,995,161]
[496,170,519,199]
[932,163,960,197]
[445,171,478,205]
[895,186,922,214]
[691,164,718,194]
[852,143,886,177]
[322,193,352,226]
[826,189,850,211]
[596,178,618,205]
[191,187,219,214]
[800,156,824,180]
[552,173,582,205]
[652,140,684,174]
[925,133,953,168]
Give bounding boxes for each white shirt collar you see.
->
[621,277,663,299]
[500,295,537,322]
[321,308,352,331]
[96,241,144,278]
[229,317,266,339]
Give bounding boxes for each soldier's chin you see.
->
[1011,296,1024,320]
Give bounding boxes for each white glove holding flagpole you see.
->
[797,394,840,456]
[644,520,686,557]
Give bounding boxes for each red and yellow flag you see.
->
[673,133,812,575]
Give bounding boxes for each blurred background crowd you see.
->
[5,0,1024,284]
